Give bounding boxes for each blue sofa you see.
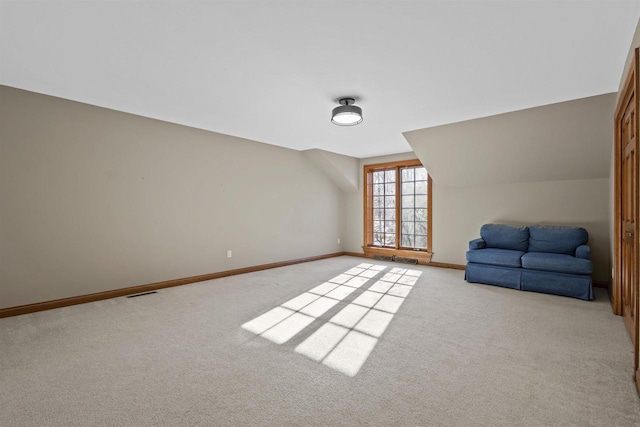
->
[465,224,594,300]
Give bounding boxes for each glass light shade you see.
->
[331,104,363,126]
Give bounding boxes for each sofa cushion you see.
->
[480,224,529,251]
[521,252,592,275]
[528,225,588,255]
[575,245,590,260]
[466,248,525,268]
[469,238,486,250]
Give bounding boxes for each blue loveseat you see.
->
[465,224,594,300]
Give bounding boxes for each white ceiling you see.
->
[1,1,639,158]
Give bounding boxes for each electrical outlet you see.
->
[227,250,232,258]
[337,238,341,244]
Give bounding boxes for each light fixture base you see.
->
[338,97,356,106]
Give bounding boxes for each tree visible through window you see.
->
[364,160,432,260]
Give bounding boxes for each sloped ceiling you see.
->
[303,149,359,193]
[404,93,617,187]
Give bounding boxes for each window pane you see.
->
[415,221,427,235]
[415,167,427,181]
[402,195,414,208]
[415,181,427,195]
[415,235,427,248]
[385,196,396,208]
[415,208,427,221]
[385,221,395,233]
[385,209,395,220]
[402,182,414,195]
[374,196,384,208]
[374,209,384,220]
[374,184,384,195]
[401,208,414,221]
[415,195,427,208]
[385,170,396,182]
[401,168,414,181]
[402,234,413,247]
[401,221,414,234]
[385,234,395,246]
[374,221,383,232]
[385,183,395,195]
[373,171,384,184]
[374,233,384,245]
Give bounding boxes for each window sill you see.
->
[362,246,433,264]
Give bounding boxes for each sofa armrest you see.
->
[575,245,590,260]
[469,238,486,250]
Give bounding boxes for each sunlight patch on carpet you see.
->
[241,263,423,377]
[322,330,378,377]
[241,307,295,335]
[296,266,422,376]
[260,312,316,344]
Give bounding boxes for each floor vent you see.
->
[372,254,419,264]
[126,291,158,298]
[395,257,419,265]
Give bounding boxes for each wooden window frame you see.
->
[362,159,433,264]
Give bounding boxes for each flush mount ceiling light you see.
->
[331,98,363,126]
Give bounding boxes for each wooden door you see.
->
[614,48,640,391]
[621,90,637,342]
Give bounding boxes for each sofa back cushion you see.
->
[528,225,588,255]
[480,224,529,251]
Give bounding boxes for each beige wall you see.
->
[0,77,623,307]
[344,152,419,254]
[0,86,345,308]
[431,178,610,280]
[400,94,616,282]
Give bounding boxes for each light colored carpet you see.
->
[1,256,639,426]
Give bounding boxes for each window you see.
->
[363,160,432,262]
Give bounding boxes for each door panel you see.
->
[621,98,637,342]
